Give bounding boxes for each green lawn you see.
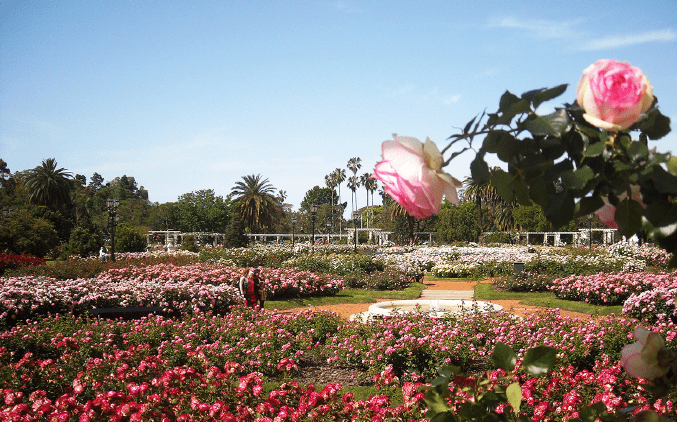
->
[267,282,426,310]
[473,282,623,316]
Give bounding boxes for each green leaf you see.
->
[522,346,556,376]
[576,402,607,421]
[470,155,491,185]
[544,191,575,229]
[513,176,532,206]
[583,141,606,157]
[425,389,453,416]
[560,166,594,191]
[628,141,649,162]
[640,107,672,140]
[491,169,515,203]
[643,203,677,254]
[667,156,677,175]
[499,91,521,113]
[575,196,605,217]
[650,166,677,196]
[506,382,522,413]
[463,116,477,135]
[532,84,568,109]
[615,199,644,239]
[523,115,558,137]
[491,342,517,372]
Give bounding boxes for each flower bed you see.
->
[549,271,677,306]
[0,253,45,276]
[0,275,242,324]
[0,309,675,420]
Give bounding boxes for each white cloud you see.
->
[488,16,583,40]
[578,29,677,51]
[443,94,461,105]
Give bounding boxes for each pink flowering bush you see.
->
[624,286,677,325]
[549,271,677,306]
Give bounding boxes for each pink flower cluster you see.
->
[549,271,677,307]
[0,366,427,421]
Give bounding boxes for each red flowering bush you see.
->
[0,253,44,276]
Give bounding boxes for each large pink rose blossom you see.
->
[373,134,461,219]
[595,184,645,229]
[619,326,670,380]
[577,59,653,131]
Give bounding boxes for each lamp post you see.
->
[588,214,593,250]
[352,210,359,253]
[326,221,332,244]
[291,215,297,247]
[310,204,318,245]
[107,198,120,262]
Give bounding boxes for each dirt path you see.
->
[277,278,592,320]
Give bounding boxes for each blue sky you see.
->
[2,0,676,216]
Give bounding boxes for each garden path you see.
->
[277,278,593,320]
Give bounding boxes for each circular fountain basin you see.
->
[364,299,503,319]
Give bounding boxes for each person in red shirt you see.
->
[239,268,261,308]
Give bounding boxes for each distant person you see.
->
[258,276,268,309]
[239,268,261,308]
[99,246,108,262]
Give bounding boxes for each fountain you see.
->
[349,299,503,322]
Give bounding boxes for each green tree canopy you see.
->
[169,189,230,233]
[436,202,481,243]
[300,186,337,210]
[0,209,59,257]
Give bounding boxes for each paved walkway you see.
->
[420,289,474,300]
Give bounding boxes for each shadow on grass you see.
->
[473,282,623,316]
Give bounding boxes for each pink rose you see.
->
[595,184,645,229]
[577,59,653,131]
[619,326,669,380]
[373,134,461,219]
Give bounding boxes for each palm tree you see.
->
[325,173,338,228]
[347,175,361,222]
[460,174,499,231]
[231,174,281,233]
[365,176,378,228]
[346,158,362,214]
[26,158,74,211]
[360,172,376,228]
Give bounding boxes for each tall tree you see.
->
[347,175,360,219]
[88,173,104,190]
[25,158,74,211]
[231,174,281,233]
[346,157,362,215]
[460,173,499,232]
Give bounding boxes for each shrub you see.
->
[0,253,45,276]
[493,271,554,292]
[114,223,147,253]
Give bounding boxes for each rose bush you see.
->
[373,134,461,219]
[577,59,654,131]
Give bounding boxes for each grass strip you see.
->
[267,282,426,310]
[473,283,623,316]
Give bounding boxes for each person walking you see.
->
[239,268,261,308]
